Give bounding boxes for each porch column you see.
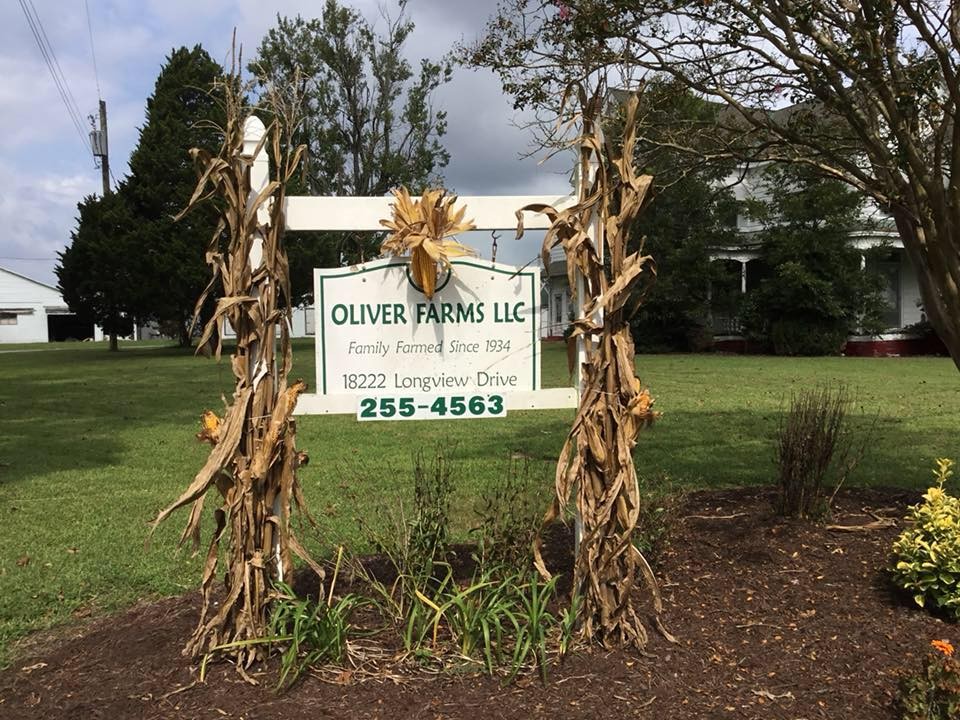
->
[740,260,747,294]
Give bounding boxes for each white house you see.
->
[542,246,573,339]
[0,266,92,344]
[540,164,934,352]
[708,166,927,352]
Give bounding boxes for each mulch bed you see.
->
[1,486,953,719]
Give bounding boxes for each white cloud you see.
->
[0,160,99,284]
[1,0,564,287]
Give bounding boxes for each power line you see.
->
[83,0,101,100]
[0,256,58,261]
[19,0,89,151]
[18,0,90,156]
[29,0,86,126]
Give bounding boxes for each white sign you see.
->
[313,258,541,404]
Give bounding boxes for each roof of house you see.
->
[0,265,61,293]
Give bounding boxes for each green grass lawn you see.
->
[0,338,958,662]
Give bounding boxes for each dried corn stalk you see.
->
[151,69,321,668]
[379,187,477,298]
[518,84,669,649]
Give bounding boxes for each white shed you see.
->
[0,266,92,344]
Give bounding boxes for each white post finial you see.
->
[242,115,266,157]
[243,116,270,219]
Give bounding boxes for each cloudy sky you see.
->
[3,0,571,287]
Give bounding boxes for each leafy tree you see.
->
[56,191,136,351]
[469,1,960,372]
[610,82,740,351]
[250,0,452,303]
[740,165,888,355]
[629,174,738,351]
[124,46,225,346]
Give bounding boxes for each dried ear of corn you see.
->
[518,83,669,650]
[151,61,319,668]
[380,187,477,298]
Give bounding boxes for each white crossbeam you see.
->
[284,194,577,232]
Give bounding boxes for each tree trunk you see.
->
[178,322,192,348]
[893,212,960,373]
[109,333,118,352]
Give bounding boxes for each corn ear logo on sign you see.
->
[295,186,575,417]
[314,258,540,400]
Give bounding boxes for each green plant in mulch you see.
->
[472,458,550,572]
[891,458,960,620]
[268,582,364,690]
[353,449,580,680]
[897,639,960,720]
[199,548,363,691]
[356,450,456,659]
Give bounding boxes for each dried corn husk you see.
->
[379,187,477,298]
[518,84,668,649]
[151,63,319,668]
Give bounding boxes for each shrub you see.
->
[739,165,888,356]
[774,384,863,519]
[410,449,453,563]
[473,458,549,571]
[627,160,739,354]
[268,582,363,690]
[355,449,456,658]
[769,318,848,356]
[897,639,960,720]
[891,458,960,620]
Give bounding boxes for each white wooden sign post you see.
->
[247,123,579,419]
[238,116,583,417]
[242,117,596,563]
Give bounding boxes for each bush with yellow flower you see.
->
[891,458,960,621]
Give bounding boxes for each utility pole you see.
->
[90,100,110,197]
[98,100,109,196]
[90,100,119,350]
[90,100,110,196]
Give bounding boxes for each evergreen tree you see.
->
[125,46,225,345]
[250,0,451,303]
[56,191,136,351]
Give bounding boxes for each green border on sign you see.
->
[316,259,539,395]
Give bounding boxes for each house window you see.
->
[304,307,315,336]
[719,198,740,228]
[0,312,17,325]
[554,294,563,324]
